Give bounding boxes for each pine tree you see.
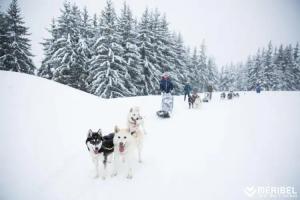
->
[189,47,200,91]
[293,43,300,90]
[236,62,248,91]
[88,0,131,98]
[118,3,143,95]
[39,2,88,91]
[247,50,262,90]
[155,13,183,94]
[197,41,208,92]
[260,41,278,90]
[206,57,219,90]
[173,33,190,90]
[274,45,286,90]
[0,0,35,74]
[282,45,296,90]
[137,8,161,95]
[219,66,235,91]
[38,19,59,79]
[0,9,9,70]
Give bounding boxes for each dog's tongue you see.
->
[119,143,125,152]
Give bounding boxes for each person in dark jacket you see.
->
[184,82,192,101]
[158,73,174,117]
[256,83,261,93]
[207,85,213,100]
[160,73,173,93]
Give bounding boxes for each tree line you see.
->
[0,0,299,98]
[219,41,300,91]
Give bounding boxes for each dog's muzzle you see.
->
[119,142,125,153]
[94,147,99,154]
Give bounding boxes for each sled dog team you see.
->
[86,106,146,179]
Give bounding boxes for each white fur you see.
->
[193,96,202,109]
[127,106,145,162]
[111,127,136,179]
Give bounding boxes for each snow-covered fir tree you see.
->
[293,43,300,90]
[260,41,278,90]
[151,11,183,94]
[219,66,233,91]
[173,33,190,89]
[39,2,88,91]
[136,8,161,95]
[222,42,300,92]
[0,0,35,74]
[0,9,9,69]
[38,19,58,79]
[88,0,132,98]
[196,41,209,92]
[118,3,143,95]
[206,57,219,90]
[189,47,200,91]
[247,49,262,90]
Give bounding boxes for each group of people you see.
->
[159,73,214,116]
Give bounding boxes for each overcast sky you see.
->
[0,0,299,68]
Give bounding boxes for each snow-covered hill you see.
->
[0,71,299,200]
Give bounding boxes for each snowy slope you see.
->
[0,71,299,200]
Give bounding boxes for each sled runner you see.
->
[157,93,173,118]
[156,110,170,118]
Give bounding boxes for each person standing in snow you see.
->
[159,73,174,116]
[160,73,174,94]
[184,82,192,101]
[207,85,213,100]
[256,83,261,93]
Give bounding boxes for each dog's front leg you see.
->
[102,154,108,180]
[137,140,143,163]
[93,157,99,178]
[111,152,119,177]
[141,121,147,135]
[126,155,134,179]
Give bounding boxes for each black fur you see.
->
[188,94,198,108]
[86,131,115,168]
[98,133,114,168]
[220,92,226,99]
[86,131,102,151]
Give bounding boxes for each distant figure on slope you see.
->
[256,83,261,93]
[207,84,213,100]
[184,82,192,101]
[157,73,174,118]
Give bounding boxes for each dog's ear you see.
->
[114,126,120,133]
[129,107,133,113]
[97,129,102,136]
[131,131,137,137]
[87,129,93,137]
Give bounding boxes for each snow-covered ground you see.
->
[0,71,299,200]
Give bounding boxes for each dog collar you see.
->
[101,145,114,151]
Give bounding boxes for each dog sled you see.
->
[202,92,210,102]
[156,93,174,118]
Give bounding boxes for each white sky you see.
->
[0,0,299,68]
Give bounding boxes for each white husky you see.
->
[112,126,136,179]
[127,106,145,163]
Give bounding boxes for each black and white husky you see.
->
[86,129,114,179]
